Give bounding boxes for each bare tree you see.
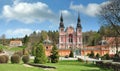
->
[1,34,6,45]
[99,0,120,35]
[99,0,120,53]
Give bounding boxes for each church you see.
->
[58,14,83,56]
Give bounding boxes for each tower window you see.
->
[61,37,64,42]
[79,37,81,42]
[69,34,73,43]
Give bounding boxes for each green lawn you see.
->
[0,60,113,71]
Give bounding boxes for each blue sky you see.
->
[0,0,107,38]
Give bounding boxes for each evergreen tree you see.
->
[50,44,59,63]
[34,43,47,64]
[69,50,74,57]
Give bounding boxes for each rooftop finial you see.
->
[77,13,82,28]
[60,13,63,22]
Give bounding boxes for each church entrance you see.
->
[74,49,81,56]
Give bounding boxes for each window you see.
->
[79,37,81,42]
[46,47,48,49]
[69,34,73,43]
[61,37,64,42]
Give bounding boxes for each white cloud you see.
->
[6,28,33,38]
[2,1,56,23]
[70,1,110,17]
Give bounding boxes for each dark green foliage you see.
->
[11,54,20,63]
[65,55,69,58]
[101,53,110,60]
[34,43,47,64]
[69,50,74,57]
[78,58,84,62]
[89,51,94,58]
[23,35,29,46]
[22,55,29,63]
[96,53,100,59]
[50,44,59,63]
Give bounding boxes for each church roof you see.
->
[59,14,64,28]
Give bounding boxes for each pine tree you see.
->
[34,43,47,64]
[50,44,59,63]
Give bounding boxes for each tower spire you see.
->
[77,13,82,28]
[59,13,64,28]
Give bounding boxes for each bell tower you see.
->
[76,14,82,48]
[59,14,65,49]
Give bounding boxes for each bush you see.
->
[65,55,69,58]
[78,58,84,62]
[101,53,110,60]
[3,55,9,63]
[0,55,6,63]
[22,55,29,63]
[14,51,23,57]
[11,54,20,63]
[69,50,74,57]
[89,51,94,58]
[96,53,100,59]
[0,55,9,63]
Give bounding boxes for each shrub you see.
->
[96,53,100,59]
[14,51,23,57]
[65,55,69,58]
[69,50,74,57]
[101,53,110,60]
[34,43,47,64]
[11,54,20,63]
[0,55,9,63]
[3,55,9,63]
[0,55,6,63]
[22,55,29,63]
[78,58,84,62]
[89,51,94,58]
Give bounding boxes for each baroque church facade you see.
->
[58,14,83,56]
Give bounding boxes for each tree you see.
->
[34,43,47,64]
[69,50,74,57]
[23,35,29,46]
[50,44,59,63]
[0,34,6,45]
[99,0,120,35]
[96,53,100,59]
[89,51,94,58]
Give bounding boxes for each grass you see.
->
[0,63,45,71]
[0,60,113,71]
[8,47,24,51]
[44,60,113,71]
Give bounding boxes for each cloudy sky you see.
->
[0,0,107,38]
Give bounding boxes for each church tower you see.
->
[59,14,65,49]
[76,14,82,48]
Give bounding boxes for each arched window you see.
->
[69,34,73,43]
